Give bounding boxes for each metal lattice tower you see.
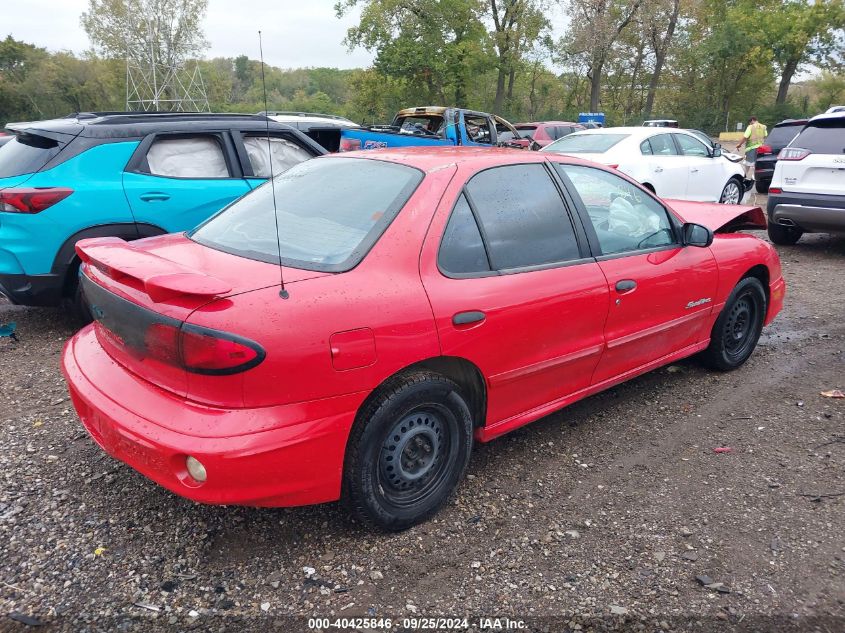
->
[125,20,210,112]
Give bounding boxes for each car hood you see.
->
[664,200,767,233]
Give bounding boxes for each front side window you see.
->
[191,157,422,272]
[557,164,676,256]
[675,134,710,157]
[464,115,493,144]
[242,135,313,178]
[465,164,580,270]
[145,136,230,178]
[395,115,445,137]
[640,139,653,155]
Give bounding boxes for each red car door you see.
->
[554,163,718,384]
[420,162,610,436]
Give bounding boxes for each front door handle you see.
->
[452,310,486,326]
[615,279,637,293]
[140,192,171,202]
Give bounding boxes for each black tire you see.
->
[342,372,474,531]
[755,180,769,194]
[718,177,743,204]
[767,222,803,246]
[700,277,767,371]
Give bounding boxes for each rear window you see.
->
[766,124,804,150]
[790,120,845,154]
[190,157,423,272]
[0,133,65,178]
[543,133,629,154]
[516,125,538,138]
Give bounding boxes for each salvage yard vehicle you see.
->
[505,121,585,148]
[542,127,750,204]
[62,147,785,531]
[753,118,807,194]
[260,110,359,153]
[338,106,526,152]
[0,112,324,311]
[766,111,845,245]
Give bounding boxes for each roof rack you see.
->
[258,111,349,121]
[65,111,271,123]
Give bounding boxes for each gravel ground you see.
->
[1,224,844,632]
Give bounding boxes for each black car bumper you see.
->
[767,192,845,234]
[0,273,64,307]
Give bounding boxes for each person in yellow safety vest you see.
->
[736,116,768,179]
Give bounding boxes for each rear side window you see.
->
[792,120,845,154]
[439,194,490,275]
[543,133,629,154]
[0,133,65,178]
[465,164,580,270]
[648,134,679,155]
[146,136,230,178]
[191,157,422,272]
[242,136,313,178]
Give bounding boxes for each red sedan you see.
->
[62,148,785,530]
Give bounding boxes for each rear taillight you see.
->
[339,138,361,152]
[758,144,772,155]
[180,326,263,375]
[96,319,264,375]
[0,187,73,213]
[777,147,810,161]
[768,187,783,194]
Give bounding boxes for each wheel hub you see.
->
[381,412,444,491]
[725,298,753,351]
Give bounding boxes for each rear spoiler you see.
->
[76,237,232,303]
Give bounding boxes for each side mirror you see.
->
[711,143,722,158]
[683,222,714,247]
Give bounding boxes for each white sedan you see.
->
[542,127,748,204]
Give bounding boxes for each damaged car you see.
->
[62,148,784,531]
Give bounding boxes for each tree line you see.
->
[1,0,843,132]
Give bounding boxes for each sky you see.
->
[4,0,376,69]
[5,0,569,70]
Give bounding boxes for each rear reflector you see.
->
[339,138,361,152]
[777,147,810,161]
[768,187,782,194]
[0,187,72,213]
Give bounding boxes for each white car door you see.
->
[638,133,688,198]
[673,133,723,201]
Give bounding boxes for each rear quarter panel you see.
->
[0,141,139,275]
[342,128,453,150]
[183,165,458,409]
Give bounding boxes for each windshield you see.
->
[542,133,629,154]
[0,133,65,178]
[191,157,423,272]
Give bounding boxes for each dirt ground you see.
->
[1,219,844,632]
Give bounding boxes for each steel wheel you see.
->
[722,293,757,360]
[719,179,741,204]
[700,277,766,371]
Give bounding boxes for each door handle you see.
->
[615,279,637,293]
[654,166,664,173]
[140,192,171,202]
[452,310,486,326]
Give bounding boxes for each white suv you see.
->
[767,112,845,244]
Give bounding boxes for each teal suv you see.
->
[0,112,324,307]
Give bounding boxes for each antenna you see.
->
[259,31,289,300]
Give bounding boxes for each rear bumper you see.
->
[768,192,845,233]
[0,272,64,306]
[62,326,366,508]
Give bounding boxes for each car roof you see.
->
[566,126,691,139]
[773,118,808,127]
[323,146,597,174]
[6,112,295,140]
[517,121,582,127]
[808,111,845,124]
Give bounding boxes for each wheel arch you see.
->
[53,222,168,296]
[741,263,770,302]
[355,356,488,430]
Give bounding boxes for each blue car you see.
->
[0,112,324,309]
